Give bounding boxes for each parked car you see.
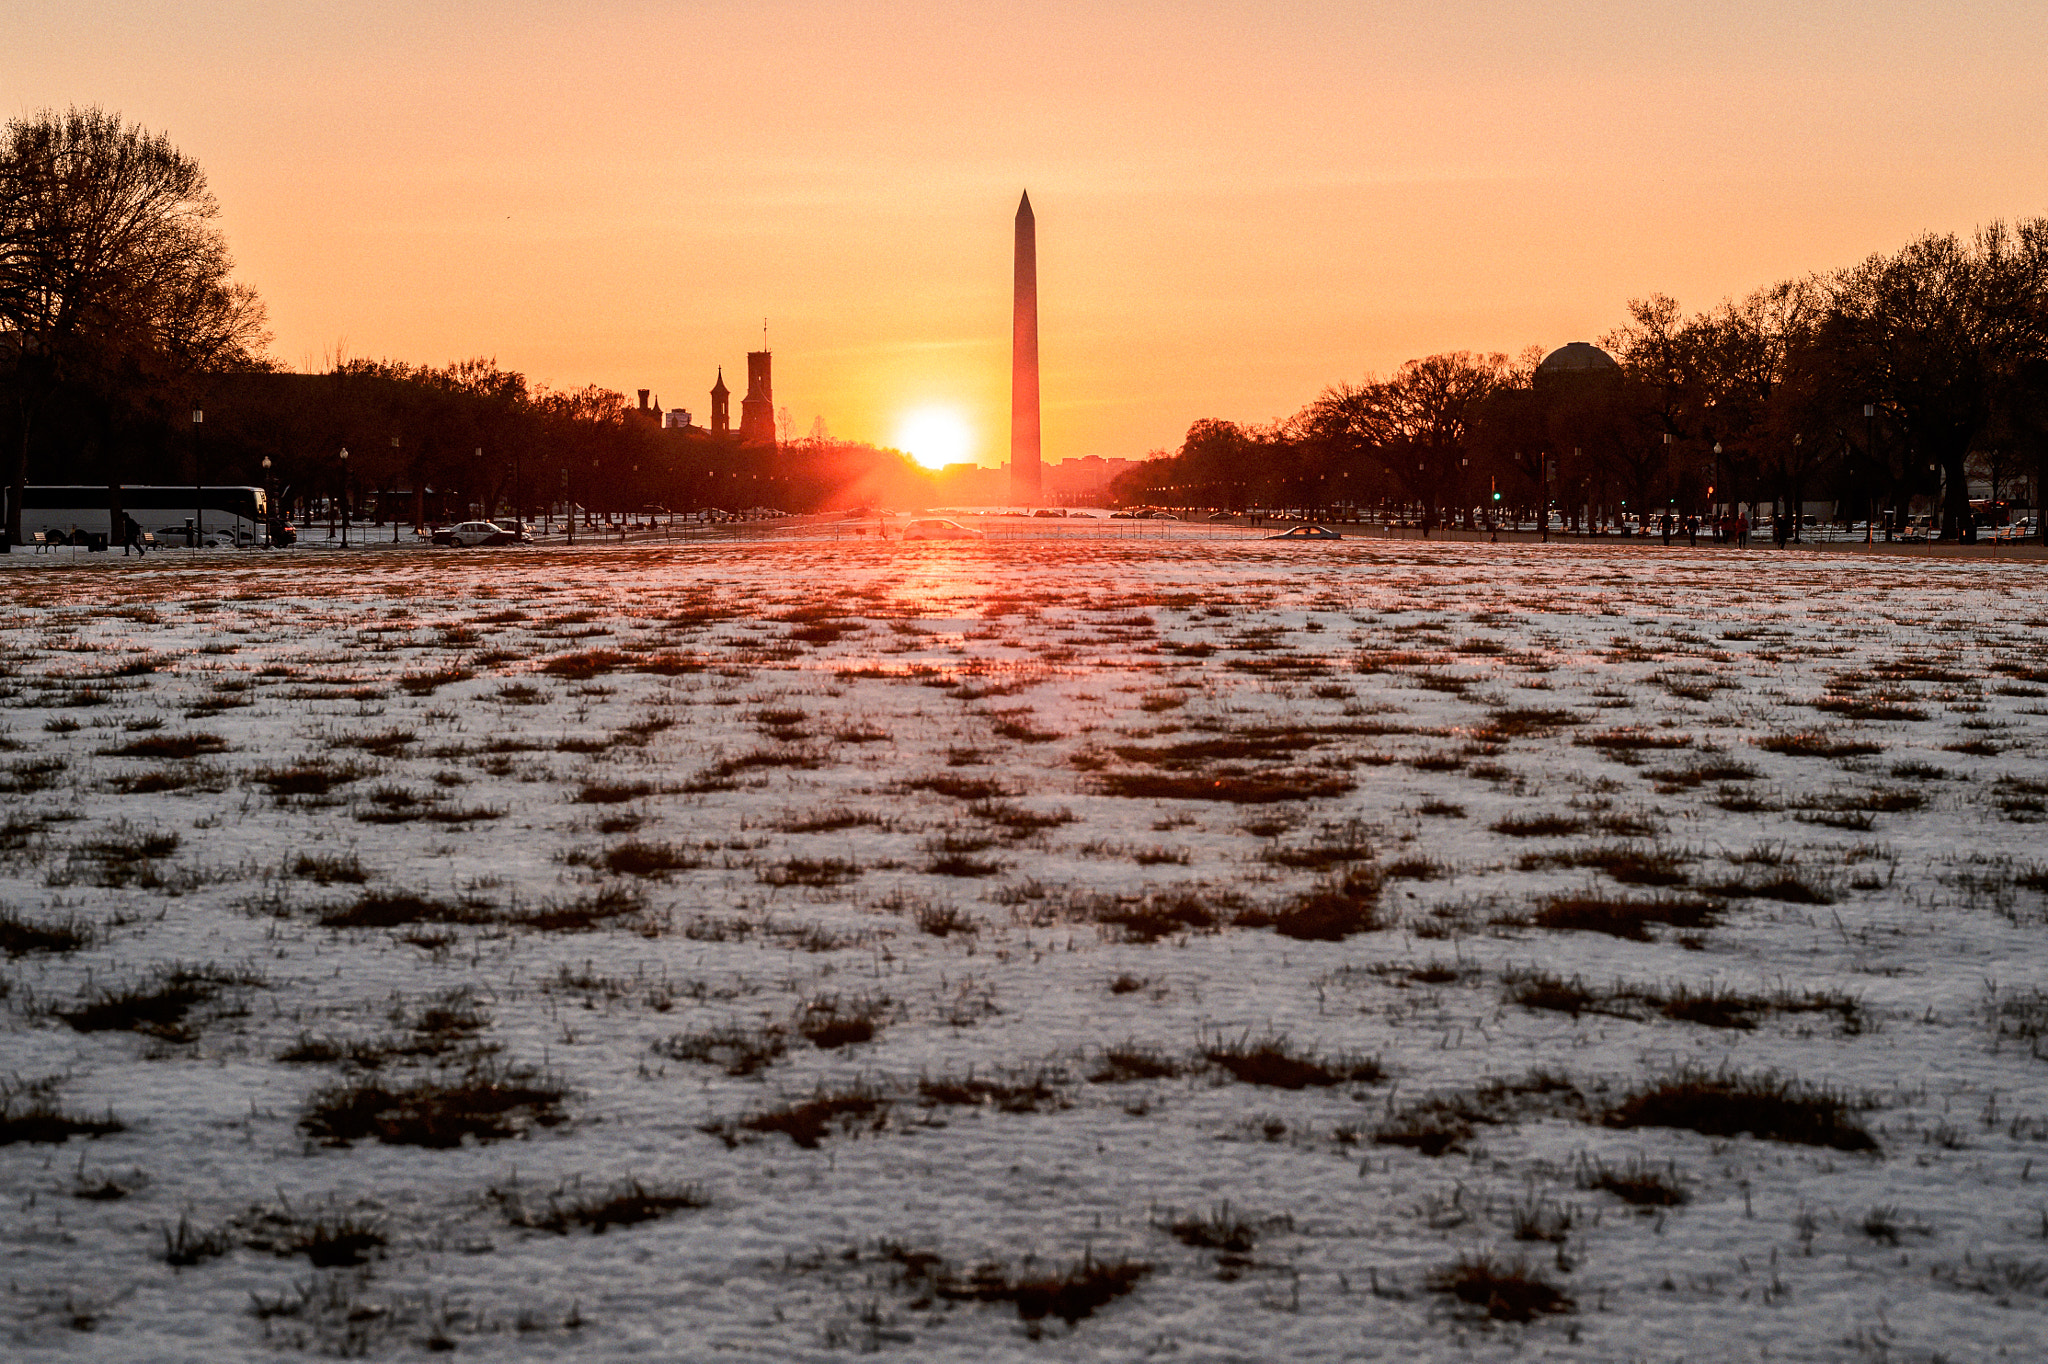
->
[901,518,984,541]
[1267,524,1343,541]
[432,520,523,547]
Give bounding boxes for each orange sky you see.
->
[11,2,2048,464]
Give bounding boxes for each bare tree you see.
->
[1819,222,2048,540]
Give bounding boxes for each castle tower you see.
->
[739,351,775,446]
[710,369,730,436]
[1010,191,1042,504]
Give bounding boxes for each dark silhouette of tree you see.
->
[1817,223,2048,541]
[0,106,268,541]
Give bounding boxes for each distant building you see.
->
[663,410,693,430]
[739,351,774,447]
[1045,455,1135,503]
[1534,342,1621,385]
[710,370,730,436]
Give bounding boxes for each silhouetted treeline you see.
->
[187,360,950,520]
[1115,222,2048,542]
[0,105,946,529]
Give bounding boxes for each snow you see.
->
[1,533,2046,1361]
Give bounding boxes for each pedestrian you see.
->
[1686,515,1697,547]
[123,513,145,556]
[1661,513,1672,545]
[1737,512,1749,548]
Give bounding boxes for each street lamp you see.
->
[390,436,401,542]
[339,448,350,548]
[259,456,272,548]
[192,409,204,549]
[1790,434,1802,543]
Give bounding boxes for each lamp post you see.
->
[192,408,204,549]
[390,437,401,542]
[1863,404,1878,542]
[1712,443,1723,533]
[339,448,350,548]
[260,456,272,548]
[1790,433,1802,543]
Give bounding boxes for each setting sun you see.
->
[894,405,976,470]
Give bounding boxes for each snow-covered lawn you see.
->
[2,536,2045,1361]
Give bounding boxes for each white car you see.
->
[432,520,522,547]
[901,518,984,541]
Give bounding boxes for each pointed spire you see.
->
[1017,190,1033,221]
[711,367,728,395]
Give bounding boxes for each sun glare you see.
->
[895,406,975,470]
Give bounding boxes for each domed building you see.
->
[1534,341,1621,384]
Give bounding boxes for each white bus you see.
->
[5,485,268,547]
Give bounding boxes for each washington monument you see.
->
[1010,191,1042,504]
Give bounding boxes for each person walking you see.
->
[1737,511,1750,548]
[122,513,145,556]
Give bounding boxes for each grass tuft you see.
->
[1203,1034,1382,1089]
[301,1065,568,1147]
[1426,1254,1574,1323]
[1604,1067,1877,1151]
